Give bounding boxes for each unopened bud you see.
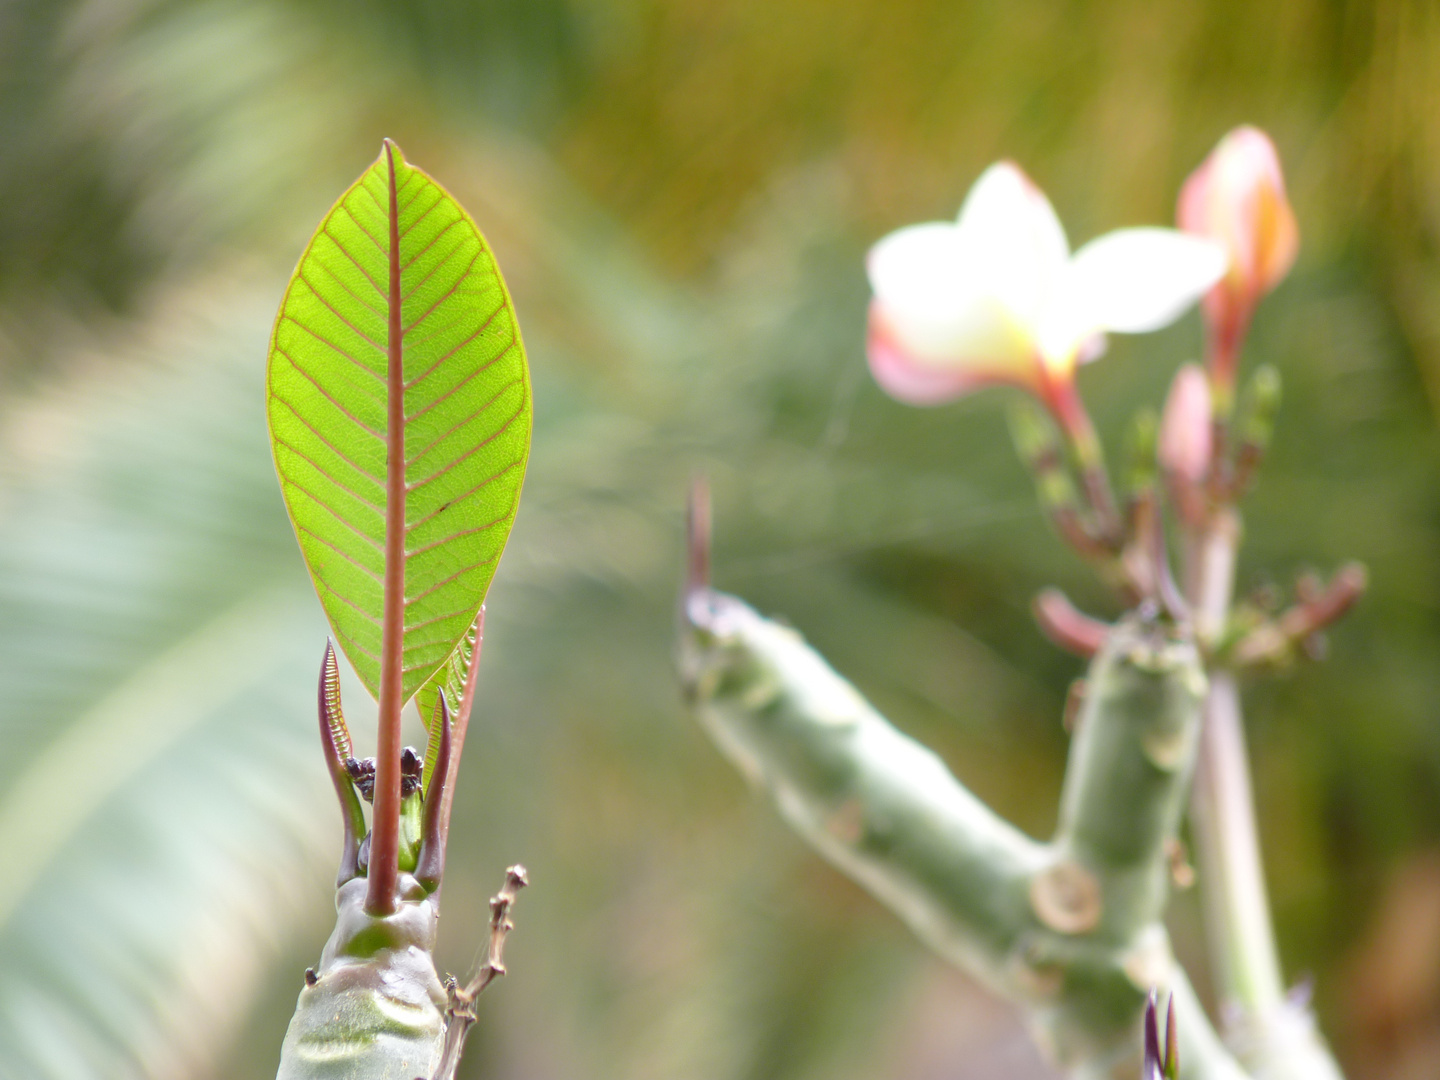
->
[1178,127,1298,401]
[1232,364,1281,495]
[1159,365,1213,483]
[1159,365,1212,527]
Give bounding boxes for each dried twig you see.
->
[427,865,529,1080]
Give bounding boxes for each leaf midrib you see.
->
[369,139,409,914]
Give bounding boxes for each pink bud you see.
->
[1178,127,1298,394]
[1159,364,1212,525]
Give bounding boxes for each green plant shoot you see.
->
[268,139,531,1080]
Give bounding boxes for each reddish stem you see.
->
[1042,371,1122,549]
[687,475,711,597]
[367,138,407,916]
[1032,588,1108,658]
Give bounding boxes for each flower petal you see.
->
[1179,126,1297,297]
[866,304,1026,405]
[954,162,1069,327]
[866,223,1033,370]
[1042,228,1227,358]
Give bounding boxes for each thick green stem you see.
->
[1184,509,1344,1080]
[682,589,1247,1079]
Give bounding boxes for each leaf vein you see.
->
[406,375,520,465]
[400,216,464,276]
[321,224,387,298]
[271,394,385,483]
[399,191,447,241]
[402,248,484,333]
[316,587,382,657]
[273,434,386,517]
[293,276,389,357]
[407,391,525,487]
[402,302,507,391]
[273,347,386,441]
[404,459,524,533]
[404,552,502,607]
[336,201,387,258]
[309,258,385,320]
[405,331,517,422]
[296,523,385,581]
[405,508,513,557]
[400,234,473,308]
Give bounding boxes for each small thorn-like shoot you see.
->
[318,642,367,886]
[684,476,723,636]
[415,690,454,894]
[687,475,711,598]
[320,641,354,761]
[1143,991,1163,1079]
[1165,994,1179,1078]
[1142,991,1179,1079]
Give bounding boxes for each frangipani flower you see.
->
[1177,126,1298,399]
[866,162,1227,431]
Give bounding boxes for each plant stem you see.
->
[1190,671,1284,1011]
[1047,372,1122,548]
[1185,510,1348,1079]
[681,582,1249,1079]
[1184,508,1285,1014]
[368,136,407,917]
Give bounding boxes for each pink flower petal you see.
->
[866,304,1022,406]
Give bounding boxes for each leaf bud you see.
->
[1123,406,1160,504]
[1232,364,1282,495]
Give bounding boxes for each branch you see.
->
[1184,506,1349,1080]
[681,577,1248,1079]
[429,864,528,1080]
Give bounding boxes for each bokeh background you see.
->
[0,1,1437,1077]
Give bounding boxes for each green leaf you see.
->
[267,140,531,704]
[416,615,478,781]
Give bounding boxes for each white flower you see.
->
[866,162,1228,407]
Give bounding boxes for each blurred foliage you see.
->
[0,1,1437,1079]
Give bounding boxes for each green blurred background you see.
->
[0,1,1436,1077]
